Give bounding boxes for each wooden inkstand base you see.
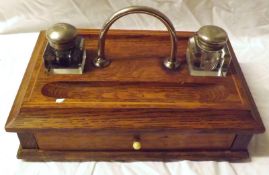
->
[5,29,265,161]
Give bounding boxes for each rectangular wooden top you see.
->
[5,29,265,133]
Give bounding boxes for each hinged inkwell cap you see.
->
[43,23,86,74]
[46,23,78,50]
[196,25,228,52]
[186,25,231,77]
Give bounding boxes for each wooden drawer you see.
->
[35,132,235,151]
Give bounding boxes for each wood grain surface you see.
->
[5,29,265,161]
[35,131,234,150]
[5,30,264,132]
[17,147,249,161]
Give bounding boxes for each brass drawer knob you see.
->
[133,141,142,150]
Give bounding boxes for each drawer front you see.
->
[35,132,235,151]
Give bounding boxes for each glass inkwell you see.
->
[186,25,231,77]
[43,23,86,74]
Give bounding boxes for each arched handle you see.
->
[93,6,180,70]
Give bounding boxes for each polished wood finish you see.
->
[18,133,38,149]
[35,132,234,150]
[5,29,265,161]
[17,147,249,161]
[231,134,252,150]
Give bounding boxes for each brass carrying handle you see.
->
[93,6,180,70]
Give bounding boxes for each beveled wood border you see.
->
[17,146,249,162]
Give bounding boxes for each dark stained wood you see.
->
[18,133,38,149]
[5,29,265,161]
[231,134,252,150]
[35,131,235,150]
[17,147,249,161]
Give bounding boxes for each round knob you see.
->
[132,141,142,150]
[46,23,77,50]
[196,25,228,52]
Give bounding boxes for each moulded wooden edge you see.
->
[228,40,265,133]
[5,109,264,133]
[17,146,249,162]
[5,33,46,129]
